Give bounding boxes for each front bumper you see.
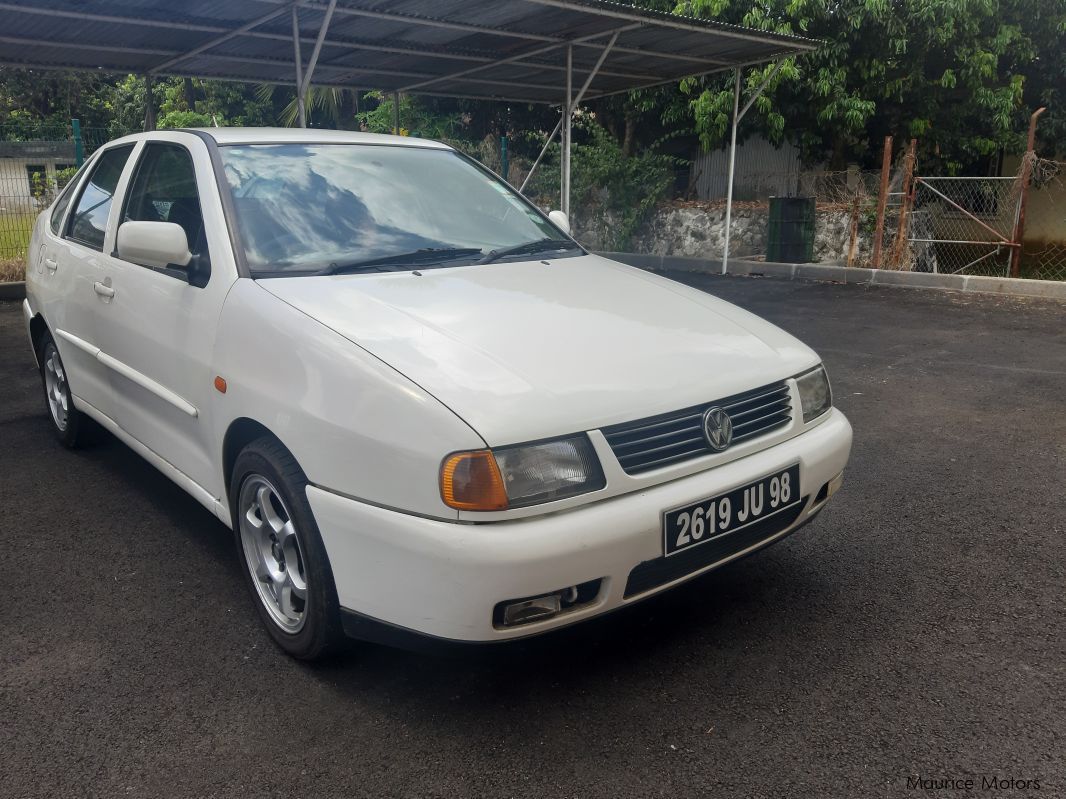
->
[308,408,852,643]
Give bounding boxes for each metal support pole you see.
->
[871,135,893,269]
[721,68,741,275]
[718,60,783,273]
[1010,107,1046,278]
[143,73,156,131]
[737,58,785,121]
[393,91,401,135]
[573,31,619,107]
[500,135,509,183]
[561,45,572,216]
[519,117,562,194]
[300,0,337,96]
[292,6,306,128]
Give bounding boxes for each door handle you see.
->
[93,281,116,299]
[44,257,58,272]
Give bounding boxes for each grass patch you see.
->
[0,211,36,282]
[1,210,35,256]
[0,257,25,282]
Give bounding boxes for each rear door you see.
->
[43,144,137,414]
[91,134,235,496]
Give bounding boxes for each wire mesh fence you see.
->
[1017,158,1066,282]
[1,123,74,270]
[906,177,1021,277]
[685,144,1065,282]
[0,122,124,274]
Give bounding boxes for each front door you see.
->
[92,136,233,498]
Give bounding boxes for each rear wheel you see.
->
[231,437,344,660]
[38,333,87,448]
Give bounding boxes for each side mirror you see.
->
[116,221,192,271]
[547,210,571,236]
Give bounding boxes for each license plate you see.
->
[663,465,801,556]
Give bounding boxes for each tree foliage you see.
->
[672,0,1065,170]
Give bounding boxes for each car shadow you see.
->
[309,547,833,710]
[73,421,237,570]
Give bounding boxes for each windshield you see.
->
[218,143,578,275]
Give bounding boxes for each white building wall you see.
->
[0,157,67,212]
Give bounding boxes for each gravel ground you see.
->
[2,274,1064,798]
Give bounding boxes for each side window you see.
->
[49,159,93,235]
[65,145,135,250]
[122,143,208,258]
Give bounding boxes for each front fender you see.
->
[211,279,485,520]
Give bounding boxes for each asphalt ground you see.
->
[2,274,1064,799]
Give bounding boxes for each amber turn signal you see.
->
[440,450,508,511]
[214,376,228,394]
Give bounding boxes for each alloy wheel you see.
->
[43,344,69,431]
[238,475,308,633]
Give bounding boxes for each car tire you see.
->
[230,436,344,661]
[37,332,88,449]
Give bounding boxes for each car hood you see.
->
[258,254,819,446]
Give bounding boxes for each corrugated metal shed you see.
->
[692,136,803,201]
[0,0,816,105]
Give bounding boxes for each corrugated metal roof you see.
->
[0,0,817,104]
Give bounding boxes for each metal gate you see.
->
[906,176,1022,276]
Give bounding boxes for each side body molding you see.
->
[55,328,198,418]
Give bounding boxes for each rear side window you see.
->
[123,143,207,256]
[65,144,134,251]
[49,159,93,235]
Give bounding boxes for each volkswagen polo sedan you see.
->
[24,128,851,659]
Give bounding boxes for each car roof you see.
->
[108,127,452,149]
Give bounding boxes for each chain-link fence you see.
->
[1017,158,1066,281]
[891,156,1065,281]
[906,176,1021,276]
[0,122,123,278]
[1,123,73,275]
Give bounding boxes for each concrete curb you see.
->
[0,281,26,301]
[597,252,1066,301]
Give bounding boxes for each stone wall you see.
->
[575,201,875,265]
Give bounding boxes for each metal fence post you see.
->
[1010,107,1046,278]
[871,136,893,269]
[888,138,917,268]
[500,135,509,183]
[71,118,84,167]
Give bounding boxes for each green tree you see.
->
[672,0,1065,170]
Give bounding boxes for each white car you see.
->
[24,128,852,659]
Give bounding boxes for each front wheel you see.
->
[231,437,344,660]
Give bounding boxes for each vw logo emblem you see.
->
[702,406,733,452]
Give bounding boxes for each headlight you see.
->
[441,435,605,511]
[796,365,832,423]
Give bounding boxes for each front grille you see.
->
[601,381,792,475]
[623,499,808,598]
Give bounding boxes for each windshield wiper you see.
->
[478,238,581,265]
[323,247,483,276]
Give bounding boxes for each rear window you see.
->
[65,145,134,250]
[49,159,93,235]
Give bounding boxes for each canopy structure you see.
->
[0,0,819,270]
